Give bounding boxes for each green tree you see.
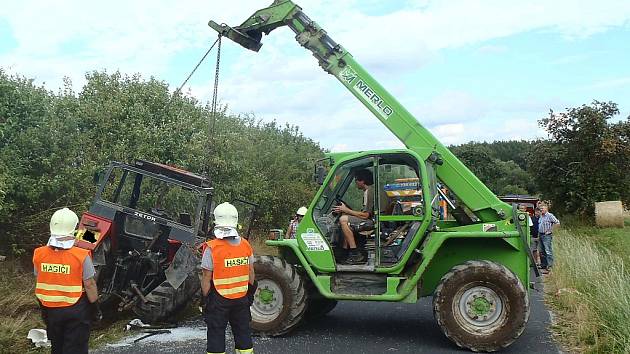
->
[0,70,323,253]
[528,101,630,214]
[450,142,536,195]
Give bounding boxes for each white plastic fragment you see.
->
[125,318,150,331]
[27,329,51,347]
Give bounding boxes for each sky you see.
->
[1,0,630,151]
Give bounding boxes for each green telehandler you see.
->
[209,1,537,351]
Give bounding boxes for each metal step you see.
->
[336,263,375,272]
[331,272,387,295]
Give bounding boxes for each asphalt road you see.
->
[95,278,558,354]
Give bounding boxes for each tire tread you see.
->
[433,260,529,352]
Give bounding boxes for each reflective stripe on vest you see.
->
[33,246,88,308]
[207,238,253,299]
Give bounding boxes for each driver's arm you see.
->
[333,203,370,220]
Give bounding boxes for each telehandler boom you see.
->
[209,1,510,222]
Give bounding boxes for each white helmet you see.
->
[213,202,238,228]
[50,208,79,236]
[48,208,79,249]
[296,207,307,216]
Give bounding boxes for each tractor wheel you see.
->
[132,273,200,324]
[250,255,307,336]
[433,260,529,352]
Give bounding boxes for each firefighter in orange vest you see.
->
[32,208,99,354]
[201,202,257,354]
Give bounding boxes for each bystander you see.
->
[538,203,560,273]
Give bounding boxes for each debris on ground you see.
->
[126,318,179,331]
[27,329,51,348]
[125,318,150,331]
[133,330,172,343]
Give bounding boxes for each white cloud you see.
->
[432,123,466,145]
[1,0,629,150]
[330,143,349,152]
[411,91,489,126]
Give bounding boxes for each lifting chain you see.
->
[209,34,222,137]
[174,36,221,95]
[173,34,223,177]
[206,34,222,177]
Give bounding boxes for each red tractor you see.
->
[74,160,213,322]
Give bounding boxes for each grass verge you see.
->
[544,223,630,354]
[249,234,278,256]
[0,257,141,353]
[0,258,46,354]
[0,233,276,352]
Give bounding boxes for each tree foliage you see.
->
[0,69,323,252]
[450,140,536,195]
[529,101,630,214]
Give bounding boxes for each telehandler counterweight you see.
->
[210,1,535,351]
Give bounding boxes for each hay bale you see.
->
[595,201,624,228]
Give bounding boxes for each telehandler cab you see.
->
[210,1,537,351]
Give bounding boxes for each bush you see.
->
[529,101,630,215]
[0,70,324,253]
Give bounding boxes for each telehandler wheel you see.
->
[304,280,337,320]
[433,260,529,352]
[132,273,200,324]
[304,298,338,320]
[250,255,307,336]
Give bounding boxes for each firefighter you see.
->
[201,202,257,354]
[32,208,99,354]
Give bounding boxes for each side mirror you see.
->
[314,165,327,185]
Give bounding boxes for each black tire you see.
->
[304,280,337,320]
[433,260,529,352]
[132,273,200,324]
[250,255,307,336]
[304,298,338,320]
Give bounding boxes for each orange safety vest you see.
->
[33,246,89,308]
[206,238,253,299]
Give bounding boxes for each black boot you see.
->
[333,247,348,263]
[343,249,366,265]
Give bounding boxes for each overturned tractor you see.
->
[74,160,212,323]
